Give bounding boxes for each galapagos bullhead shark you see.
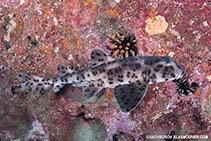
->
[18,48,185,112]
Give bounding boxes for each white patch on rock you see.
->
[53,17,58,26]
[113,0,120,3]
[54,47,59,53]
[68,54,73,60]
[168,51,175,58]
[20,0,25,5]
[0,65,3,70]
[203,21,209,27]
[35,4,43,15]
[27,120,49,141]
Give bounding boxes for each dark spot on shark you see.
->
[107,69,113,75]
[38,83,42,86]
[171,73,176,78]
[35,87,39,92]
[97,79,102,81]
[91,56,95,59]
[162,73,166,78]
[131,74,137,78]
[64,78,68,82]
[85,88,90,92]
[81,74,85,79]
[114,68,119,73]
[96,52,101,56]
[18,73,23,78]
[135,63,141,69]
[99,68,105,73]
[108,77,113,81]
[120,95,126,100]
[150,73,157,82]
[60,78,64,82]
[164,66,169,72]
[33,79,39,82]
[147,69,151,75]
[98,58,104,62]
[154,64,163,72]
[122,63,127,67]
[118,79,123,82]
[118,75,123,78]
[109,81,113,84]
[169,65,174,71]
[92,71,98,76]
[25,82,30,87]
[77,76,79,80]
[126,71,131,77]
[97,83,102,87]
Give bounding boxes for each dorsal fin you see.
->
[57,64,74,76]
[90,49,115,67]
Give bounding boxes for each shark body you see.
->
[18,49,185,112]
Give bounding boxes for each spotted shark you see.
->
[18,49,185,112]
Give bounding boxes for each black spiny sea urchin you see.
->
[106,30,138,59]
[173,74,199,96]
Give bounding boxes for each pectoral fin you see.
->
[114,81,148,113]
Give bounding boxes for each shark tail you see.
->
[17,72,54,95]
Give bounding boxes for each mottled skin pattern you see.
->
[54,55,184,90]
[18,49,185,112]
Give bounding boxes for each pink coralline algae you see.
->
[0,0,211,141]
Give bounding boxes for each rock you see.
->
[71,114,107,141]
[145,15,168,36]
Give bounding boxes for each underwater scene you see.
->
[0,0,211,141]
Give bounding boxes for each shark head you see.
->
[142,56,185,83]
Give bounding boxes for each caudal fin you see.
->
[17,72,53,95]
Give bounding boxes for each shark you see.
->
[18,48,185,112]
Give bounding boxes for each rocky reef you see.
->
[0,0,211,140]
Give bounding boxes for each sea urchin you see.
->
[106,30,138,59]
[173,75,199,96]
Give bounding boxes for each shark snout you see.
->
[176,64,185,76]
